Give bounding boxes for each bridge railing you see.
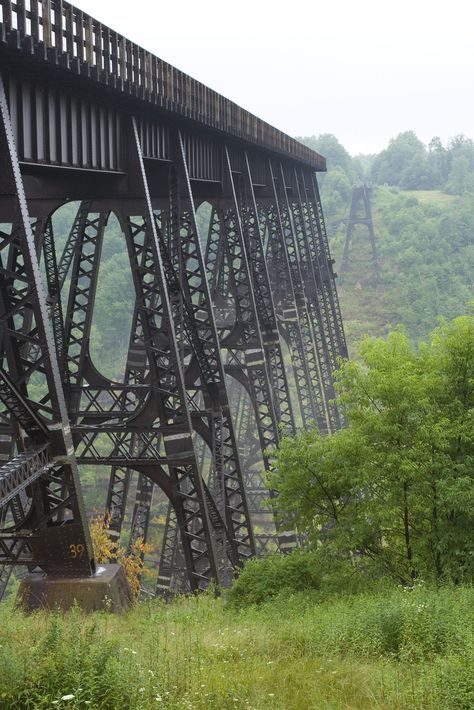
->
[0,0,325,170]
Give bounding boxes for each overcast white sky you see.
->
[77,0,474,155]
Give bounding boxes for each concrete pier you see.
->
[17,564,132,613]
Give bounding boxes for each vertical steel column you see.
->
[123,116,219,591]
[41,216,68,381]
[156,501,189,596]
[105,305,148,541]
[268,160,327,429]
[291,167,340,430]
[240,153,296,435]
[0,73,94,575]
[339,186,381,287]
[63,208,109,414]
[308,172,348,360]
[57,201,93,290]
[169,131,255,566]
[128,472,154,548]
[222,147,296,553]
[297,171,340,369]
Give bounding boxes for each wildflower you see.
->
[139,687,145,693]
[61,695,75,701]
[156,695,163,702]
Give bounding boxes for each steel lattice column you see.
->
[120,117,220,591]
[0,73,94,576]
[124,128,257,594]
[217,147,298,553]
[267,160,328,430]
[308,173,348,360]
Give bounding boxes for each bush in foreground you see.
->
[227,548,378,608]
[270,317,474,587]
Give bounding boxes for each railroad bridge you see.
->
[0,0,347,602]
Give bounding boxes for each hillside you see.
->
[328,186,474,352]
[299,132,474,353]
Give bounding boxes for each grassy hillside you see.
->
[327,187,474,352]
[1,586,473,709]
[399,189,456,206]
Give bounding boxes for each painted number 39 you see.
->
[69,544,85,559]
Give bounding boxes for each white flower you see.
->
[156,695,163,702]
[139,687,145,693]
[61,695,75,701]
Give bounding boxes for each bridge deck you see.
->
[0,0,325,171]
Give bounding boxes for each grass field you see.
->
[0,585,472,709]
[399,189,457,206]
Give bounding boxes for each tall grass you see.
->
[0,586,472,709]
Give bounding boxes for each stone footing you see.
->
[17,564,132,613]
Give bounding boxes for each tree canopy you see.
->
[270,317,474,585]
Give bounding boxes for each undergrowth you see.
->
[0,586,472,709]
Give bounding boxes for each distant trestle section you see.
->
[0,0,346,597]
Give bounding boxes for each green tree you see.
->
[428,136,450,187]
[444,135,474,195]
[270,319,474,585]
[298,133,354,175]
[371,131,434,188]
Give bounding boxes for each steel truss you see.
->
[0,74,94,578]
[340,185,379,286]
[0,63,346,594]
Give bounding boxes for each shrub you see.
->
[429,644,474,709]
[227,550,320,608]
[90,514,153,600]
[226,547,375,608]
